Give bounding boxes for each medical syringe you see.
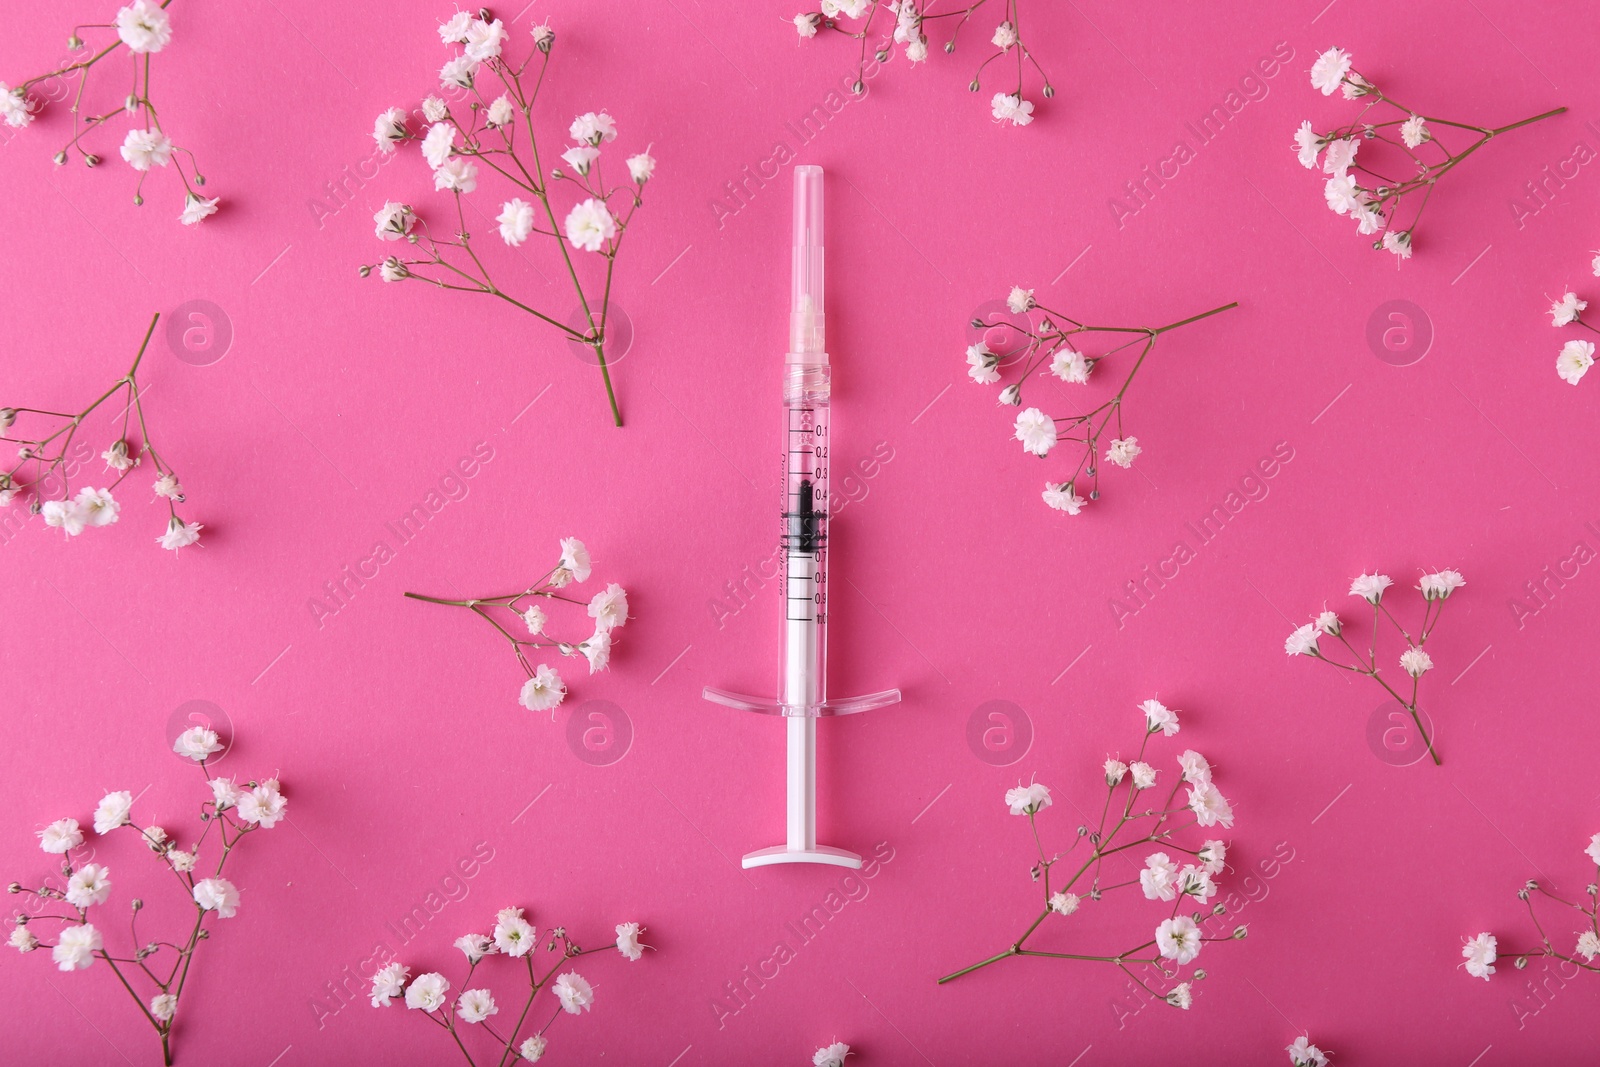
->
[704,165,901,869]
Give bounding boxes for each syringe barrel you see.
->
[789,165,826,363]
[780,368,829,713]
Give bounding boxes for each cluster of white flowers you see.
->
[1,315,203,551]
[944,699,1242,1005]
[1285,568,1463,766]
[1464,832,1600,984]
[2,0,219,222]
[1547,265,1600,385]
[9,738,286,1062]
[406,537,629,714]
[1287,1036,1331,1067]
[373,907,647,1064]
[965,288,1235,514]
[362,12,654,426]
[790,0,1052,125]
[813,1042,852,1067]
[1296,47,1562,259]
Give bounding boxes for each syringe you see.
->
[704,165,901,869]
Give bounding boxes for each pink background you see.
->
[3,0,1598,1063]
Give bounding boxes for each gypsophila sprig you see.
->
[362,10,655,427]
[372,906,648,1066]
[813,1041,852,1067]
[2,0,219,222]
[792,1,1053,125]
[0,313,202,551]
[404,537,628,714]
[1295,47,1563,259]
[966,292,1236,514]
[1546,258,1600,385]
[1287,1036,1331,1067]
[1463,832,1600,984]
[1284,568,1465,765]
[939,698,1243,1007]
[9,733,284,1066]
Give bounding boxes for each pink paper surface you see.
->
[2,0,1597,1063]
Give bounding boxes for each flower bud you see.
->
[358,264,372,278]
[133,193,143,206]
[53,151,66,166]
[968,79,980,92]
[1514,955,1529,970]
[131,898,143,911]
[852,80,864,94]
[1231,925,1248,939]
[6,883,19,895]
[84,154,99,168]
[1193,969,1207,980]
[943,41,954,54]
[0,409,14,432]
[68,34,83,49]
[876,49,889,62]
[195,173,206,186]
[1043,83,1056,98]
[124,94,139,112]
[1211,903,1226,915]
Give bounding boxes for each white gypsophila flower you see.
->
[561,146,599,179]
[530,18,554,49]
[1315,610,1341,635]
[117,0,172,53]
[238,779,287,828]
[1104,759,1128,785]
[553,972,593,1014]
[0,85,33,129]
[997,383,1021,407]
[564,198,617,252]
[65,864,112,909]
[168,850,195,873]
[1287,1036,1329,1067]
[1188,782,1234,828]
[1140,853,1178,901]
[52,924,101,971]
[141,826,168,853]
[41,499,86,536]
[102,442,135,471]
[1048,892,1079,916]
[151,993,177,1022]
[76,487,119,528]
[580,631,612,672]
[588,583,629,631]
[1004,781,1051,816]
[1156,915,1202,964]
[1578,931,1600,962]
[457,988,498,1024]
[1293,121,1320,168]
[519,665,565,712]
[439,11,473,44]
[519,1035,547,1062]
[1284,623,1319,657]
[992,21,1018,49]
[1051,349,1089,383]
[1400,647,1432,678]
[1382,230,1413,259]
[38,819,83,855]
[433,158,478,194]
[1177,865,1216,901]
[1141,698,1179,736]
[1105,437,1141,469]
[486,95,515,127]
[1309,47,1352,95]
[521,604,547,634]
[9,926,38,953]
[380,257,408,283]
[497,199,535,246]
[455,933,493,963]
[158,518,203,551]
[1586,831,1600,866]
[1177,750,1211,786]
[1166,982,1193,1009]
[795,13,820,38]
[569,111,618,145]
[94,791,133,834]
[209,777,242,811]
[421,123,455,169]
[374,107,408,152]
[905,37,928,64]
[627,151,656,184]
[813,1042,851,1067]
[374,201,415,241]
[1400,114,1430,148]
[494,907,536,957]
[1006,286,1035,314]
[369,962,408,1007]
[1323,174,1362,216]
[1041,483,1085,514]
[1462,932,1497,980]
[405,972,449,1011]
[966,342,1000,384]
[557,536,592,584]
[120,128,173,171]
[179,194,219,225]
[440,55,478,90]
[1013,407,1055,456]
[193,877,239,918]
[1354,202,1384,236]
[1130,761,1157,790]
[464,18,507,62]
[1558,339,1595,384]
[1551,291,1587,327]
[1349,573,1392,604]
[991,93,1034,126]
[616,922,644,961]
[173,725,222,762]
[1418,569,1465,600]
[1322,138,1357,178]
[422,96,449,122]
[1198,840,1226,875]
